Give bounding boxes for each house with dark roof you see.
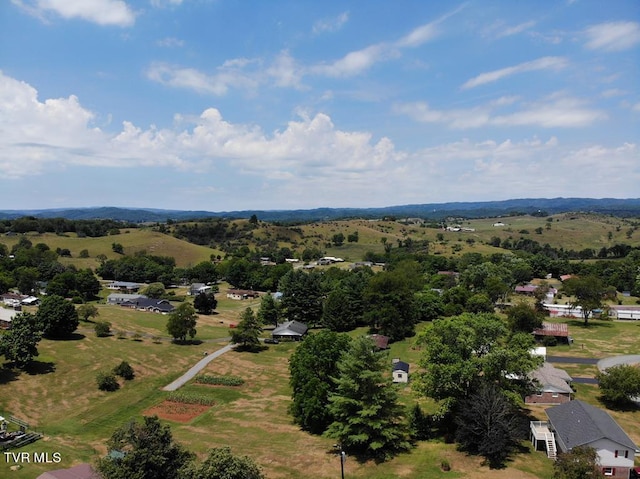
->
[369,334,389,350]
[120,297,175,314]
[531,400,638,478]
[392,359,410,383]
[525,362,573,405]
[271,320,308,341]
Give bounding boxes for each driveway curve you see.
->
[596,354,640,372]
[162,343,235,391]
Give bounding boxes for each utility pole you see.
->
[334,444,345,479]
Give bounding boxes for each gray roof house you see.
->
[120,298,175,314]
[544,400,638,478]
[189,283,213,296]
[107,293,146,305]
[272,320,308,341]
[525,362,573,405]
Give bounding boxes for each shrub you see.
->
[166,392,216,406]
[131,332,143,341]
[195,374,244,386]
[97,372,119,391]
[113,361,135,380]
[94,321,112,337]
[441,459,451,471]
[116,330,126,339]
[542,336,557,346]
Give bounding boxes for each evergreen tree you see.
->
[0,312,42,368]
[325,336,412,460]
[257,294,279,328]
[278,270,323,327]
[230,307,262,351]
[455,382,526,468]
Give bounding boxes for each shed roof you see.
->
[272,320,308,336]
[533,322,569,337]
[392,361,410,373]
[546,400,638,452]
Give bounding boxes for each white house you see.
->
[535,400,639,479]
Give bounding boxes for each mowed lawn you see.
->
[1,303,638,478]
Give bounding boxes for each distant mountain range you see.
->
[1,198,639,223]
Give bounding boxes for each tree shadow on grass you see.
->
[233,344,268,353]
[597,395,640,412]
[0,366,20,385]
[171,339,203,346]
[47,333,86,341]
[565,319,614,329]
[24,360,55,376]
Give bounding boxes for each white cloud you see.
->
[150,0,184,7]
[156,37,185,48]
[396,3,466,47]
[461,56,567,89]
[633,103,640,112]
[395,94,605,129]
[311,44,390,78]
[600,89,626,98]
[585,21,640,51]
[312,11,349,34]
[12,0,136,27]
[496,20,536,38]
[146,62,259,96]
[266,51,305,89]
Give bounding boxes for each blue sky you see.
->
[0,0,639,211]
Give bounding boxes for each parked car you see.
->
[264,338,279,344]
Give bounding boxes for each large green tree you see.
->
[256,294,279,328]
[36,294,79,338]
[183,447,265,479]
[230,307,262,351]
[563,275,605,326]
[289,330,352,434]
[325,336,412,460]
[278,269,323,327]
[0,312,42,368]
[363,267,420,342]
[194,292,217,315]
[415,313,541,413]
[96,416,193,479]
[166,303,198,342]
[596,364,640,406]
[507,302,543,333]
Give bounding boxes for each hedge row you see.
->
[194,374,245,386]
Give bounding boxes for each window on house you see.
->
[624,450,628,458]
[614,450,618,457]
[551,392,559,398]
[603,467,614,476]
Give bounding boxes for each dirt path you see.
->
[161,343,235,391]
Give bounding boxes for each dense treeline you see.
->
[0,216,137,237]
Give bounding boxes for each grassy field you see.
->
[0,228,216,269]
[2,291,638,478]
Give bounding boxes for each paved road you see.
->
[596,354,640,372]
[547,355,599,365]
[162,343,235,391]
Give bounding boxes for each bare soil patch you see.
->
[143,400,210,423]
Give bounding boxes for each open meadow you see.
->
[1,291,639,478]
[1,214,639,477]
